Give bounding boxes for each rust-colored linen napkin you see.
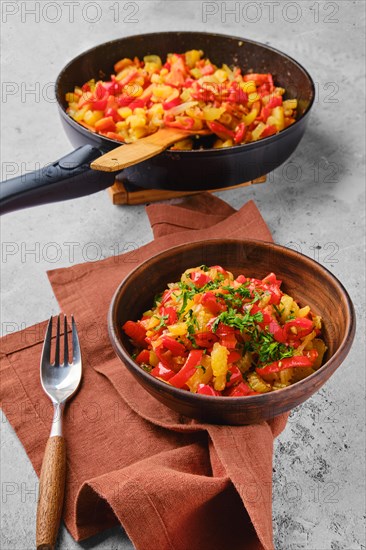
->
[0,194,287,550]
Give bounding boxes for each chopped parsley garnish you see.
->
[254,332,294,365]
[153,314,169,330]
[273,304,285,317]
[212,308,263,333]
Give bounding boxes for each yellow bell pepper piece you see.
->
[247,372,272,393]
[168,323,188,336]
[211,342,229,391]
[127,114,147,129]
[83,110,104,126]
[187,356,213,392]
[252,122,266,141]
[214,69,228,83]
[72,106,89,122]
[143,55,162,69]
[268,106,285,131]
[118,107,133,119]
[203,106,226,121]
[298,305,310,318]
[66,92,80,104]
[149,351,159,367]
[185,50,203,69]
[243,102,260,125]
[240,80,257,94]
[283,99,297,110]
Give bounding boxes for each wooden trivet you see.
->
[108,175,267,205]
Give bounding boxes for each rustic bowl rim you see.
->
[108,238,355,405]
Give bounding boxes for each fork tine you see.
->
[71,315,81,363]
[41,316,53,366]
[54,315,61,366]
[64,315,69,366]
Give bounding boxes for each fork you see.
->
[36,315,82,550]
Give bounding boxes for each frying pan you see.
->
[0,32,315,215]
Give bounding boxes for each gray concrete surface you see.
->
[1,1,365,549]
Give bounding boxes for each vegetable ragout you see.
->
[66,50,297,149]
[122,266,327,397]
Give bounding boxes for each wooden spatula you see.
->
[90,127,210,172]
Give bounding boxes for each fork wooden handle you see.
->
[36,436,66,550]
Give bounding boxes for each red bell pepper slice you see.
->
[262,272,281,285]
[249,304,271,325]
[159,306,177,325]
[250,304,286,342]
[226,365,243,387]
[154,345,174,369]
[236,274,247,284]
[234,122,246,144]
[94,82,108,100]
[261,125,277,138]
[201,292,225,315]
[194,332,219,348]
[219,333,237,349]
[95,116,116,133]
[169,350,204,388]
[122,320,147,346]
[268,96,283,108]
[228,350,241,363]
[227,87,248,105]
[305,349,319,363]
[190,272,212,287]
[183,78,195,88]
[128,95,151,112]
[151,362,175,381]
[207,121,235,140]
[163,97,182,110]
[243,73,271,85]
[266,284,282,305]
[165,69,186,87]
[267,73,274,91]
[260,104,271,122]
[201,64,215,75]
[284,318,314,338]
[197,384,220,396]
[91,98,108,111]
[191,87,216,103]
[268,319,286,342]
[164,116,195,130]
[103,79,122,96]
[102,131,125,142]
[135,349,150,365]
[226,381,258,397]
[161,336,186,356]
[214,323,235,337]
[117,95,134,107]
[160,288,174,305]
[119,69,139,88]
[104,107,122,122]
[210,265,229,276]
[257,354,316,376]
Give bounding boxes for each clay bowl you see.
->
[108,240,355,425]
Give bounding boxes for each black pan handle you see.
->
[0,145,117,215]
